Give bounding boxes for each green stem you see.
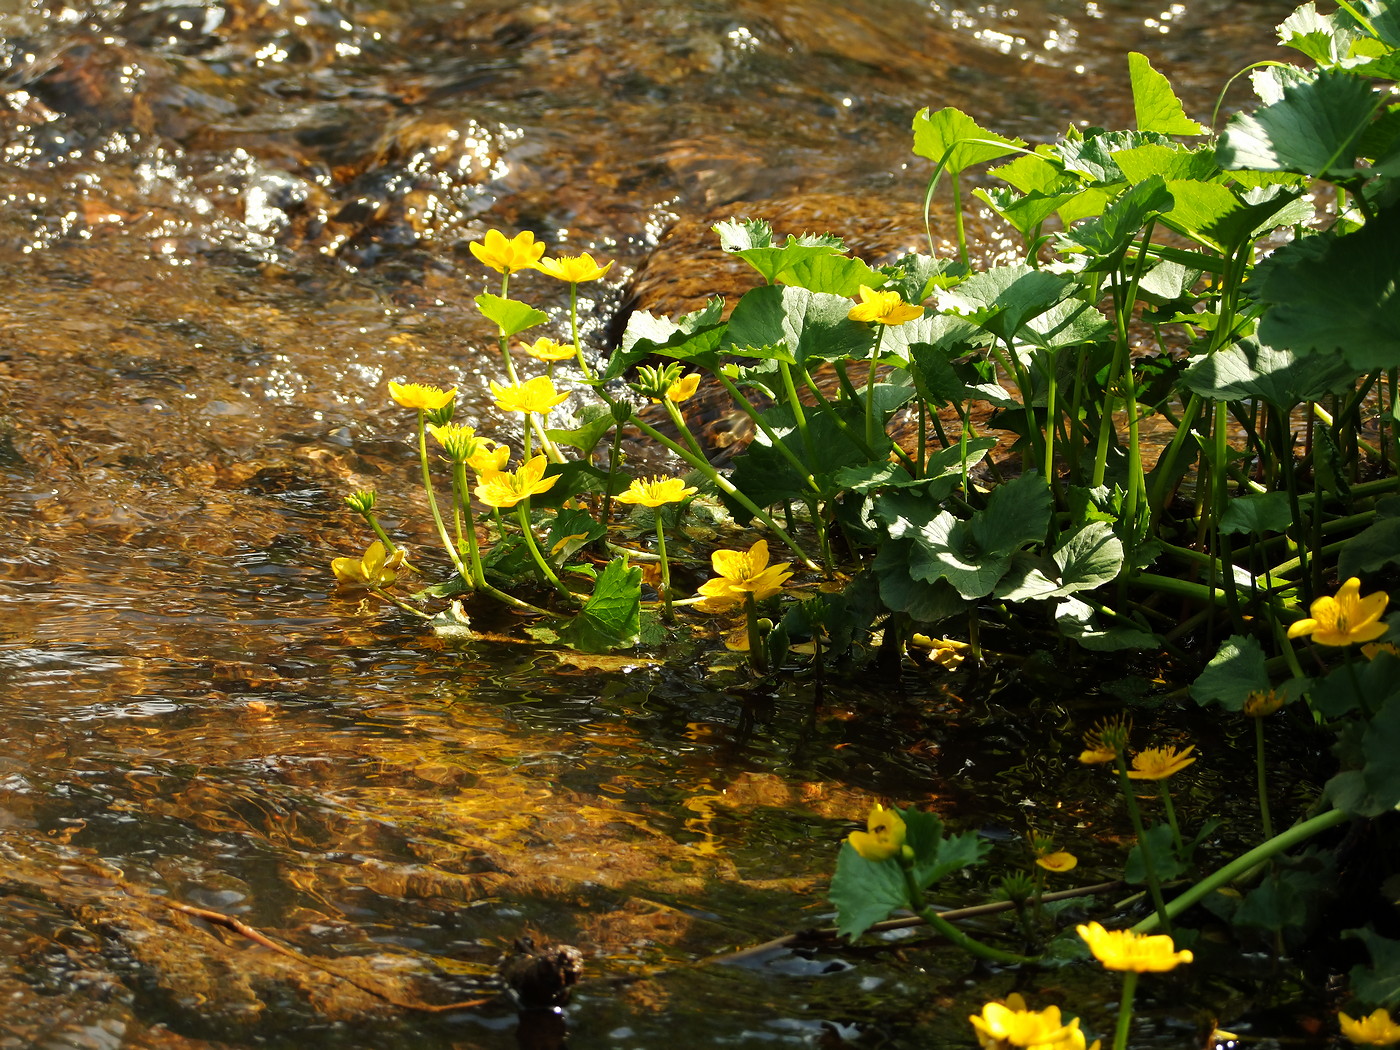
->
[1253,716,1274,842]
[655,517,674,622]
[865,325,889,449]
[713,370,822,493]
[568,282,594,381]
[1115,755,1172,934]
[358,511,397,554]
[1158,781,1184,856]
[1133,807,1350,934]
[515,503,580,605]
[416,410,469,579]
[899,860,1038,966]
[1112,971,1140,1050]
[744,592,767,674]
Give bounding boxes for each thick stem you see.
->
[899,860,1038,966]
[416,411,469,579]
[655,517,674,623]
[1115,756,1172,934]
[515,503,581,605]
[1111,971,1140,1050]
[1253,716,1274,842]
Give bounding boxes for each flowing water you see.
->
[0,1,1323,1047]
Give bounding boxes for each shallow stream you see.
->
[0,1,1323,1047]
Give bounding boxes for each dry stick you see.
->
[702,879,1124,966]
[161,899,495,1013]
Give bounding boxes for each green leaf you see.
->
[830,807,991,941]
[936,263,1077,342]
[1181,338,1358,407]
[1054,520,1125,591]
[474,293,548,338]
[1255,204,1400,370]
[723,284,874,366]
[1216,68,1381,177]
[1346,928,1400,1008]
[1159,181,1307,254]
[731,239,848,286]
[1058,130,1172,183]
[991,150,1067,194]
[1220,491,1294,536]
[546,403,616,456]
[779,253,886,297]
[1191,634,1269,711]
[1339,497,1400,577]
[1124,822,1188,884]
[1325,692,1400,817]
[558,557,642,653]
[973,472,1055,557]
[912,107,1026,174]
[1060,176,1173,258]
[544,507,606,565]
[1128,52,1206,135]
[1277,2,1361,65]
[1234,852,1335,934]
[1113,143,1221,184]
[1055,597,1159,650]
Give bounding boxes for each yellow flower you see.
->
[847,285,924,326]
[534,251,613,283]
[388,380,456,411]
[428,422,491,463]
[847,804,907,862]
[474,455,560,509]
[1340,1008,1400,1046]
[1079,716,1131,765]
[467,443,510,474]
[490,375,570,415]
[1126,744,1196,781]
[469,228,545,274]
[969,993,1089,1049]
[1244,689,1285,718]
[1036,851,1078,873]
[1287,577,1389,646]
[649,372,701,404]
[331,541,406,591]
[1076,922,1193,972]
[522,336,576,362]
[1362,641,1400,661]
[614,476,698,508]
[695,539,793,612]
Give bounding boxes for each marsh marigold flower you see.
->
[490,375,570,415]
[1244,689,1285,718]
[969,993,1093,1050]
[1076,922,1192,972]
[522,336,576,362]
[534,251,613,283]
[474,456,560,509]
[331,540,406,591]
[1079,716,1131,765]
[1340,1008,1400,1046]
[467,443,510,474]
[388,380,457,412]
[469,228,545,274]
[615,476,698,509]
[695,539,793,612]
[428,422,491,463]
[847,285,923,326]
[659,372,701,404]
[1036,851,1079,874]
[1126,744,1196,780]
[1287,577,1390,647]
[847,804,907,862]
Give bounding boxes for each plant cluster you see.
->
[327,0,1400,1042]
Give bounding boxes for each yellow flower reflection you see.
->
[695,539,793,612]
[469,228,545,274]
[847,804,906,862]
[331,541,406,591]
[388,380,456,411]
[1076,922,1192,972]
[490,375,570,415]
[1287,577,1389,647]
[534,251,613,283]
[847,285,923,325]
[1126,745,1196,781]
[474,456,560,509]
[614,476,698,509]
[1340,1008,1400,1047]
[969,993,1094,1049]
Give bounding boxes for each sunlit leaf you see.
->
[1129,52,1206,135]
[558,557,642,653]
[1055,596,1159,650]
[912,107,1026,173]
[1216,68,1381,177]
[475,293,548,337]
[937,263,1077,342]
[723,285,874,365]
[1181,337,1357,407]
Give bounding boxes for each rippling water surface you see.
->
[0,0,1314,1046]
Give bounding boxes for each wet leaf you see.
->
[558,557,641,652]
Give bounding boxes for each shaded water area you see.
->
[0,1,1329,1047]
